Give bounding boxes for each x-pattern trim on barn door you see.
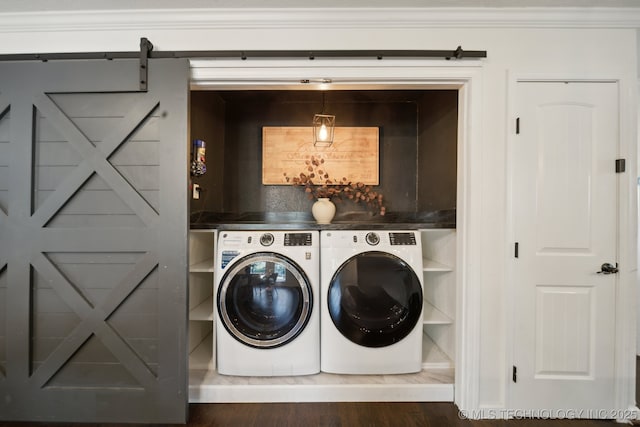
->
[30,94,160,227]
[0,101,8,224]
[27,251,159,389]
[0,101,8,384]
[21,92,163,391]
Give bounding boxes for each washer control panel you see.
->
[284,232,312,246]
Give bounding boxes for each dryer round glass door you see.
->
[217,252,313,349]
[328,251,423,348]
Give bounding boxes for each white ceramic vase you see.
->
[311,198,336,224]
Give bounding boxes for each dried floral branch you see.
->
[284,155,386,216]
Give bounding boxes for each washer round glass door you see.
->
[217,252,313,348]
[328,251,423,348]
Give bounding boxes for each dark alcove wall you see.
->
[190,91,226,216]
[189,90,457,218]
[417,91,458,212]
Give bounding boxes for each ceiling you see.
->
[2,0,640,12]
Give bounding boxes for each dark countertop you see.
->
[190,210,456,230]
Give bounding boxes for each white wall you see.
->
[0,6,637,413]
[2,0,640,12]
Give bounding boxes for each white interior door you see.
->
[510,81,618,412]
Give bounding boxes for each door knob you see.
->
[597,262,618,274]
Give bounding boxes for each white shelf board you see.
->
[422,333,454,369]
[188,368,454,403]
[190,259,215,272]
[189,333,214,371]
[422,258,453,272]
[423,301,453,325]
[190,296,214,321]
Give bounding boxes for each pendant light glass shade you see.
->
[313,91,335,147]
[313,113,335,147]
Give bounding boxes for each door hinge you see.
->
[616,158,625,173]
[514,242,519,258]
[516,117,520,134]
[512,366,517,383]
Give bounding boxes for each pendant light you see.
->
[313,91,335,147]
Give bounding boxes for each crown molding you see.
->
[1,7,640,33]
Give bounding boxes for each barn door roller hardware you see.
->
[139,37,153,92]
[0,37,487,91]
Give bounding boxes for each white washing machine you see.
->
[320,230,424,374]
[215,230,320,376]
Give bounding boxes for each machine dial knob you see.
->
[365,232,380,246]
[260,233,274,246]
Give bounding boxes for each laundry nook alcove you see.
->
[187,78,464,403]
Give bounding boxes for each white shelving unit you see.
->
[420,229,456,372]
[188,229,216,372]
[423,301,453,325]
[422,334,454,369]
[190,296,215,321]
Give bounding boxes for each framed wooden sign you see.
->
[262,126,379,185]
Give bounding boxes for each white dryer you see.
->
[215,230,319,376]
[320,230,424,374]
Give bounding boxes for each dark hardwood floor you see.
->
[1,357,638,426]
[183,402,622,427]
[0,402,627,427]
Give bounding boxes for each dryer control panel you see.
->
[389,232,417,246]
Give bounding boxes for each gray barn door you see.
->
[0,59,189,423]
